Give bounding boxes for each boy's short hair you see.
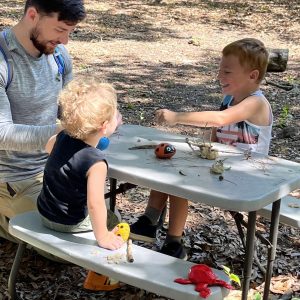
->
[25,0,86,23]
[60,80,117,140]
[222,38,269,83]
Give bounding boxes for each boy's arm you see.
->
[87,161,124,250]
[156,96,266,127]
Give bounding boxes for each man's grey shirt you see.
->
[0,28,73,183]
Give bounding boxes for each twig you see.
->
[53,282,66,300]
[222,178,237,185]
[265,79,294,91]
[209,127,213,148]
[201,123,208,145]
[128,144,157,150]
[185,137,196,152]
[185,138,204,148]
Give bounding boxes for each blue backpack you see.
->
[0,30,65,91]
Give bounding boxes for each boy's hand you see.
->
[155,109,177,126]
[97,230,125,250]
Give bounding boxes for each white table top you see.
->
[105,125,300,212]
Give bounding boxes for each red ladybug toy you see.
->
[155,143,176,159]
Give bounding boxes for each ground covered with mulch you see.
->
[0,0,299,299]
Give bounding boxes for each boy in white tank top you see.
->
[130,38,272,259]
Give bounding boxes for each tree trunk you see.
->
[267,48,289,72]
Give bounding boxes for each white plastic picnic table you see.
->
[104,124,300,300]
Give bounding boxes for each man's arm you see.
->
[0,86,58,152]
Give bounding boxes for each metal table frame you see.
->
[108,177,282,300]
[7,193,281,300]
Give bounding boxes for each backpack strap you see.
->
[0,30,13,91]
[0,31,65,88]
[53,47,65,77]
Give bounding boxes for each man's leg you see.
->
[0,173,66,262]
[0,214,17,242]
[0,173,43,242]
[8,173,43,215]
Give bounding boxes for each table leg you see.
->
[242,211,257,300]
[8,241,26,300]
[263,199,281,300]
[109,178,117,212]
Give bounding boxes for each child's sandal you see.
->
[83,271,120,291]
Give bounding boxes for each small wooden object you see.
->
[127,239,134,263]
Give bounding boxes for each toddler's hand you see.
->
[97,230,125,250]
[155,109,177,126]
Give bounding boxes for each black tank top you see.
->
[37,131,107,225]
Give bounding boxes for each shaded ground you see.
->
[0,0,299,299]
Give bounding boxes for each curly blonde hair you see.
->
[222,38,269,83]
[59,80,117,140]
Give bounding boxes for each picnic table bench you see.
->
[258,195,300,228]
[8,211,231,300]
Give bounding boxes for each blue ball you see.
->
[97,137,110,151]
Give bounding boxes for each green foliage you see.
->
[189,36,201,46]
[285,75,300,85]
[253,292,262,300]
[126,103,134,109]
[278,104,290,128]
[139,111,145,121]
[222,265,241,286]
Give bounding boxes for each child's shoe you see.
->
[83,271,120,291]
[130,215,158,242]
[160,241,188,260]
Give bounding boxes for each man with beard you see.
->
[0,0,86,242]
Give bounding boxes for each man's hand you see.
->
[155,109,178,126]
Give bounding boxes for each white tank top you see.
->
[216,90,273,155]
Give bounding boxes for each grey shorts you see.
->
[40,209,119,233]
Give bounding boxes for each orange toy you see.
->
[155,143,176,159]
[83,272,120,291]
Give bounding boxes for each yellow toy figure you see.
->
[83,223,130,291]
[115,222,130,241]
